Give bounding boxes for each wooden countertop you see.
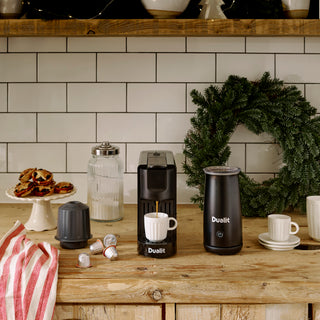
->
[0,203,320,305]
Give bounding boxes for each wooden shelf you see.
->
[0,19,320,37]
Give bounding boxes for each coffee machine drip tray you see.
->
[137,199,177,258]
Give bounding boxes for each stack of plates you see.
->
[258,233,300,251]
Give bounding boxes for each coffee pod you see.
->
[103,234,118,247]
[89,239,104,254]
[76,253,92,268]
[103,245,118,261]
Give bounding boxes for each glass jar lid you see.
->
[91,142,119,156]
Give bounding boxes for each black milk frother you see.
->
[203,166,242,255]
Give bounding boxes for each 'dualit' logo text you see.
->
[212,216,230,223]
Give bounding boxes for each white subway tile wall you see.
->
[157,53,215,82]
[0,84,6,112]
[0,144,6,172]
[38,113,96,142]
[8,143,66,172]
[187,37,245,53]
[157,113,193,143]
[68,37,125,52]
[306,84,320,112]
[277,54,320,83]
[1,36,320,204]
[127,83,185,113]
[9,83,66,112]
[9,37,66,52]
[97,113,155,142]
[68,83,126,112]
[97,53,155,82]
[0,114,36,142]
[0,54,36,82]
[217,53,274,82]
[0,38,7,52]
[38,53,96,82]
[246,37,304,53]
[305,37,320,53]
[127,37,185,52]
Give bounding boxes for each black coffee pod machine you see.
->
[203,166,242,255]
[137,151,177,258]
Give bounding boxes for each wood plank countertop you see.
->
[0,203,320,305]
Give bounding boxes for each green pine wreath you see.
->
[183,72,320,217]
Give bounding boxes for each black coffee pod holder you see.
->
[55,201,92,249]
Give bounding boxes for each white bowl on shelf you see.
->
[141,0,191,18]
[282,0,310,18]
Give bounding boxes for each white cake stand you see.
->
[6,187,77,232]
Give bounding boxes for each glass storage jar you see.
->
[87,142,123,222]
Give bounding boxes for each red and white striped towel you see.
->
[0,221,59,320]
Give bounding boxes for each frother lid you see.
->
[204,166,240,176]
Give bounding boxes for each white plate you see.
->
[6,186,76,202]
[258,232,300,246]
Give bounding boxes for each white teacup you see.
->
[268,214,299,242]
[144,212,178,242]
[281,0,310,18]
[307,196,320,241]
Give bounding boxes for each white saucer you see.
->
[258,232,300,251]
[258,239,300,251]
[258,232,300,246]
[259,241,300,251]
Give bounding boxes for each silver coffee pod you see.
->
[89,239,104,254]
[76,253,92,268]
[103,234,118,247]
[103,245,118,261]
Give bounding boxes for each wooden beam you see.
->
[0,19,319,37]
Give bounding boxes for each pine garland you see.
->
[183,72,320,217]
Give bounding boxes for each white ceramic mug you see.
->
[268,214,299,242]
[144,212,178,242]
[281,0,310,18]
[307,196,320,241]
